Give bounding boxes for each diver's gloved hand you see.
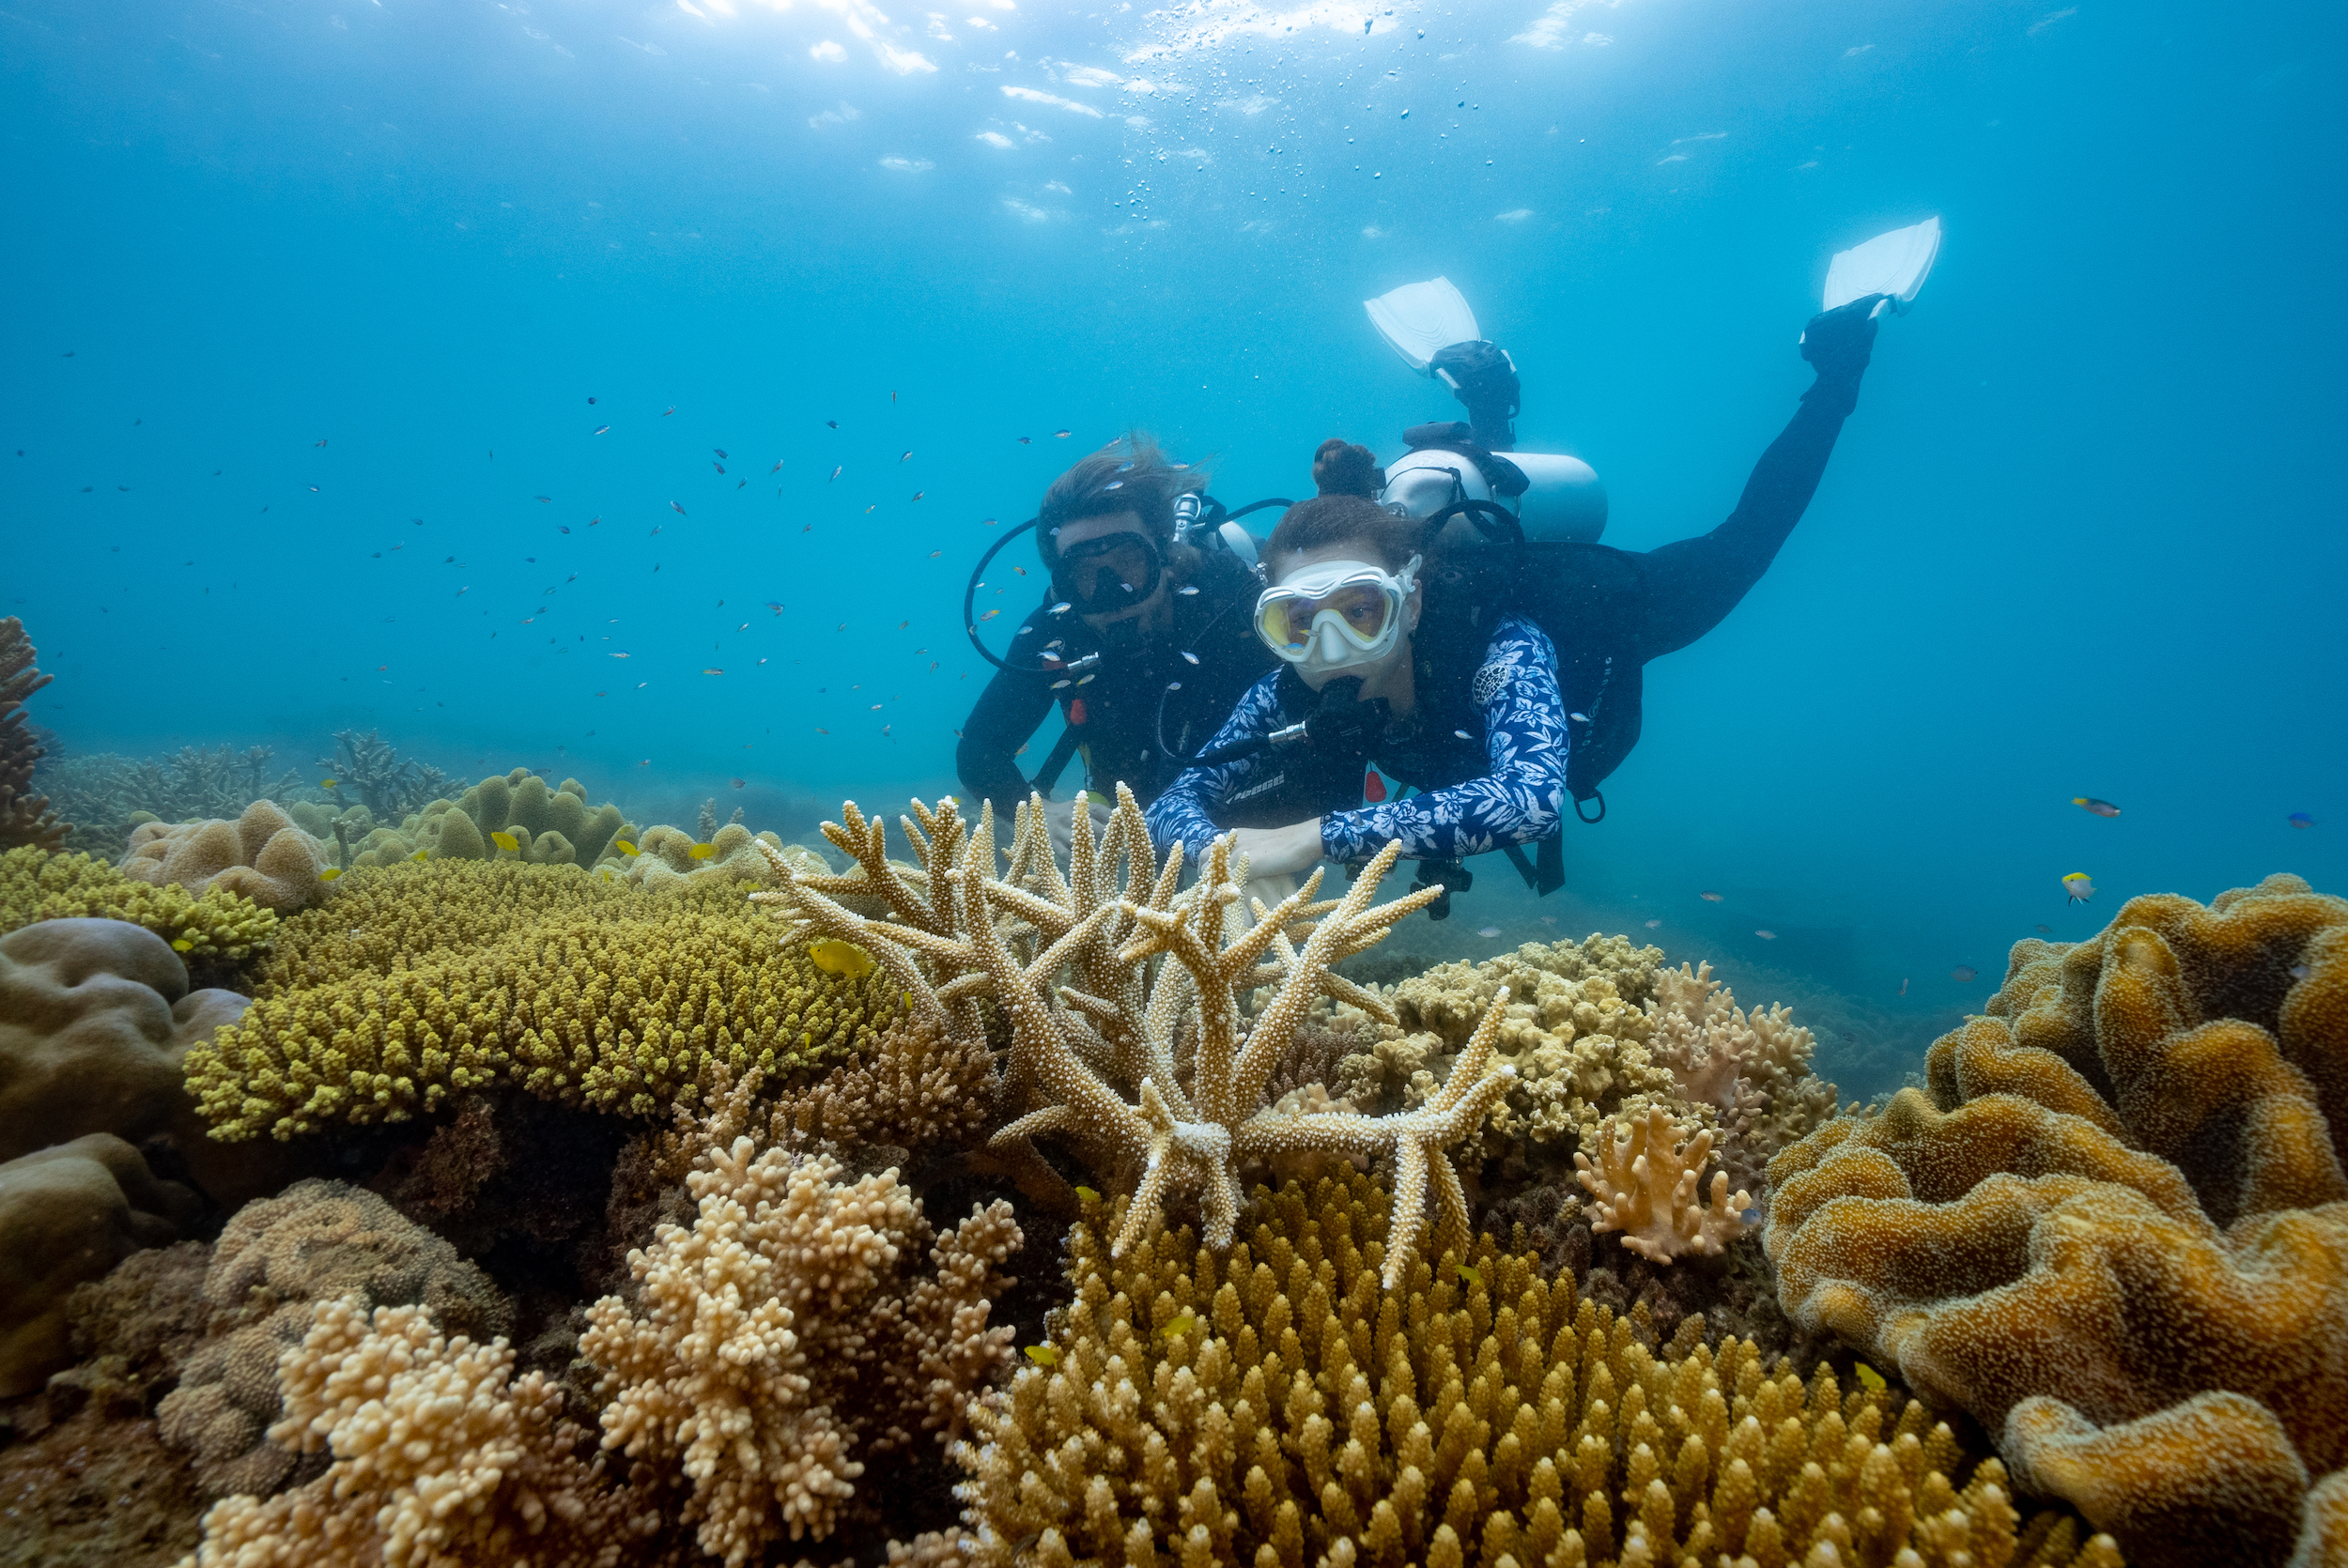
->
[1042,793,1115,863]
[1800,294,1884,384]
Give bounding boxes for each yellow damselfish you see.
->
[808,939,875,979]
[615,838,639,856]
[1024,1345,1058,1367]
[409,849,428,863]
[171,938,193,952]
[319,867,342,882]
[319,777,337,789]
[1160,1313,1197,1341]
[1455,1261,1482,1288]
[1074,1185,1101,1203]
[490,830,520,853]
[687,842,716,861]
[1853,1361,1887,1392]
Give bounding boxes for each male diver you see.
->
[955,438,1278,837]
[1143,292,1892,913]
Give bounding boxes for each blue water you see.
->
[6,0,2342,1089]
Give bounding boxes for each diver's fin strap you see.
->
[1501,832,1567,897]
[1031,724,1086,799]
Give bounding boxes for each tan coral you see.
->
[120,799,331,913]
[178,1295,649,1568]
[756,789,1513,1289]
[1765,873,2348,1568]
[579,1071,1022,1566]
[1643,960,1840,1191]
[1573,1104,1756,1264]
[611,821,790,891]
[951,1165,2120,1568]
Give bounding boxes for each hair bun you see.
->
[1312,438,1384,500]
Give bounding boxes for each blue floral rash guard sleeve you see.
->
[1146,616,1570,865]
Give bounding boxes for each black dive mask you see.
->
[1049,529,1164,616]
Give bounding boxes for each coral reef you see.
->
[607,821,789,890]
[1765,874,2347,1568]
[349,767,628,869]
[0,917,278,1201]
[37,743,313,860]
[1574,1105,1757,1264]
[951,1165,2118,1568]
[1643,961,1843,1195]
[1,1133,200,1397]
[185,859,900,1138]
[579,1070,1022,1564]
[155,1177,507,1499]
[759,789,1511,1289]
[120,800,332,915]
[317,726,461,820]
[178,1294,652,1568]
[3,846,280,961]
[0,616,66,852]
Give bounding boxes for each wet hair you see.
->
[1310,438,1385,500]
[1036,434,1203,565]
[1265,494,1426,576]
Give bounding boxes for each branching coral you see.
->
[157,1177,508,1499]
[1,1132,200,1397]
[951,1165,2119,1568]
[1644,961,1841,1194]
[178,1295,651,1568]
[0,615,66,852]
[121,800,332,914]
[34,742,314,858]
[2,845,281,961]
[184,860,900,1139]
[1765,874,2348,1568]
[1573,1105,1756,1264]
[318,727,461,821]
[579,1071,1022,1566]
[756,788,1512,1289]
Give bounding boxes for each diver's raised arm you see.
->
[1633,294,1885,662]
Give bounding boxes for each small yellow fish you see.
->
[2062,871,2095,905]
[410,849,428,862]
[1853,1361,1887,1392]
[1074,1185,1101,1203]
[319,867,343,882]
[490,831,520,853]
[1024,1345,1058,1367]
[1455,1262,1482,1288]
[1161,1313,1197,1340]
[616,839,640,856]
[319,777,337,789]
[687,842,717,861]
[171,938,194,952]
[808,938,875,979]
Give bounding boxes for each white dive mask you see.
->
[1253,556,1420,672]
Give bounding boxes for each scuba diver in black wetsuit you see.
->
[1146,293,1894,914]
[955,438,1279,842]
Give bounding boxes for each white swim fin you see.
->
[1364,277,1482,373]
[1823,216,1941,318]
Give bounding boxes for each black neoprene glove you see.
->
[1800,294,1884,383]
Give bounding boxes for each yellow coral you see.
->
[611,821,790,891]
[1765,874,2348,1568]
[2,844,277,961]
[178,1295,645,1568]
[184,859,901,1139]
[349,768,631,869]
[1573,1104,1755,1264]
[120,799,331,913]
[953,1165,2119,1568]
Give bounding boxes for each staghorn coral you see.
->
[178,1294,653,1568]
[1765,874,2348,1568]
[33,742,314,860]
[579,1070,1022,1565]
[156,1177,508,1499]
[184,859,900,1139]
[757,788,1512,1289]
[318,726,460,821]
[1,1133,201,1398]
[349,767,627,869]
[951,1164,2120,1568]
[0,917,276,1202]
[1,846,279,961]
[120,800,331,914]
[0,616,66,851]
[1573,1105,1756,1264]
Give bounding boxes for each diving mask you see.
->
[1254,556,1420,670]
[1049,529,1164,616]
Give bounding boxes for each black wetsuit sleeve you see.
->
[957,659,1055,812]
[1632,360,1868,661]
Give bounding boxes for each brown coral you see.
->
[0,616,65,852]
[1573,1105,1756,1264]
[1765,874,2348,1567]
[155,1177,508,1499]
[120,800,331,914]
[579,1071,1022,1565]
[951,1164,2119,1568]
[183,859,900,1139]
[758,790,1511,1289]
[0,1133,200,1397]
[178,1295,651,1568]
